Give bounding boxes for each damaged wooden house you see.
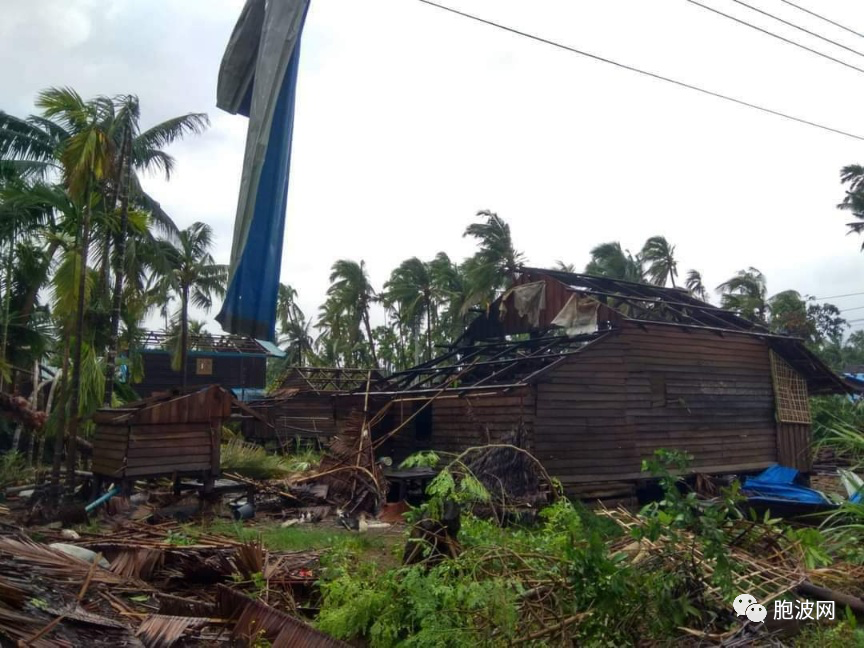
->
[364,267,847,500]
[242,367,384,448]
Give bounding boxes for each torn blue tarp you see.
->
[839,469,863,504]
[742,464,833,506]
[216,0,311,340]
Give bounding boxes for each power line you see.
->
[840,305,864,313]
[726,0,864,60]
[688,0,864,77]
[813,291,864,300]
[779,0,864,42]
[416,0,864,142]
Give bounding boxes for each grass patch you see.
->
[189,518,401,566]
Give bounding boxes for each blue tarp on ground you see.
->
[742,463,833,505]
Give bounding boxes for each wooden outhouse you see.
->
[92,385,233,486]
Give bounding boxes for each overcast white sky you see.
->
[2,0,863,333]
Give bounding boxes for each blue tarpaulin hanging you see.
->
[216,0,311,340]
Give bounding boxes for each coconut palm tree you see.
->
[585,242,643,282]
[554,260,577,273]
[384,257,435,360]
[462,210,524,313]
[716,268,768,324]
[641,236,678,287]
[159,222,227,387]
[838,164,864,249]
[320,260,378,368]
[103,96,208,403]
[275,283,316,367]
[428,252,465,346]
[685,269,709,301]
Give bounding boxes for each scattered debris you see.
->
[0,391,47,429]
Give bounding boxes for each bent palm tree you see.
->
[585,242,643,282]
[462,210,524,313]
[641,236,678,287]
[685,269,709,301]
[717,267,768,324]
[384,257,434,359]
[321,260,378,368]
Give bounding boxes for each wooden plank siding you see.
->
[244,395,339,442]
[381,391,535,463]
[135,351,267,397]
[92,385,231,481]
[534,322,786,487]
[776,423,811,472]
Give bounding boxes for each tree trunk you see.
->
[65,183,94,495]
[362,309,378,369]
[426,305,432,360]
[104,128,133,405]
[1,233,14,393]
[50,350,69,498]
[181,284,189,389]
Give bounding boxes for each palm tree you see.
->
[838,164,864,249]
[384,257,434,360]
[641,236,678,287]
[462,210,524,313]
[276,283,304,332]
[281,317,316,367]
[159,222,226,387]
[103,96,208,403]
[685,269,709,301]
[554,260,576,273]
[35,88,114,492]
[275,283,316,366]
[428,252,465,346]
[716,268,768,324]
[320,260,378,368]
[585,242,643,282]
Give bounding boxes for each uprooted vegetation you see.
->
[316,449,864,646]
[2,418,864,645]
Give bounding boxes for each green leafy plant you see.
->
[220,439,318,480]
[0,451,31,487]
[165,529,194,546]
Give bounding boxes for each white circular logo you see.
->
[745,603,767,623]
[733,594,757,616]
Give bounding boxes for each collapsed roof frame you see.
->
[368,331,609,396]
[518,267,766,333]
[281,367,383,394]
[369,268,848,397]
[133,331,270,355]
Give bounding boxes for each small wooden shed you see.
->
[92,385,233,485]
[370,268,848,500]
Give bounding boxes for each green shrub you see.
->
[220,439,319,480]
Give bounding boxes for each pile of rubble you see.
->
[0,519,348,646]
